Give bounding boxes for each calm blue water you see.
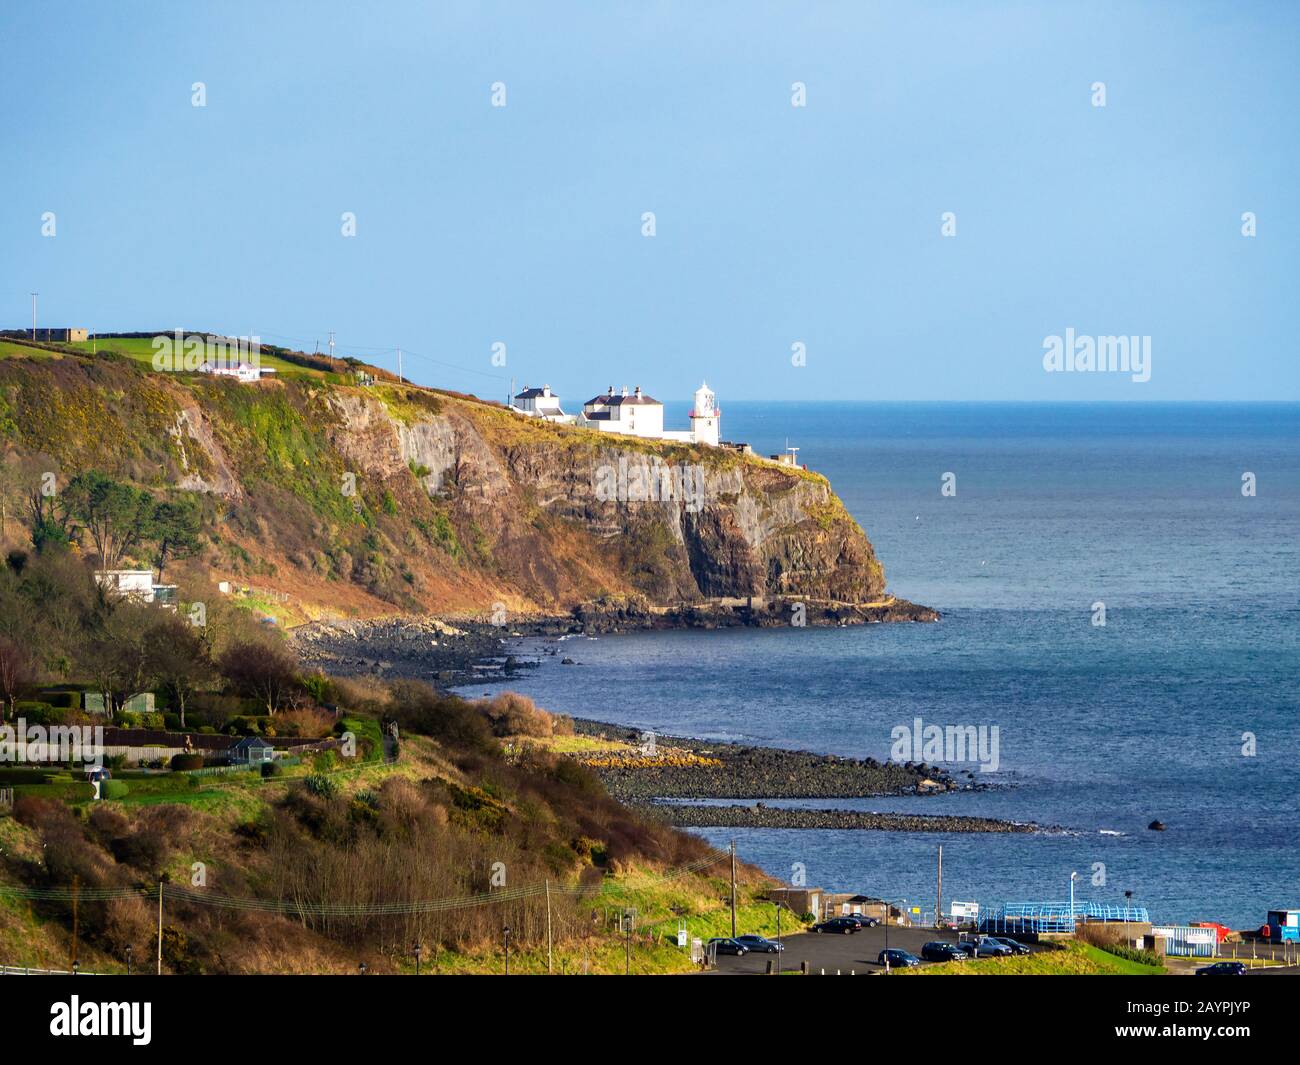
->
[462,403,1300,928]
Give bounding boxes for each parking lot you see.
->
[707,924,1023,975]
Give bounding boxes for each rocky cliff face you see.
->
[334,393,889,611]
[0,356,913,622]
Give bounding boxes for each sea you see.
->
[458,402,1300,929]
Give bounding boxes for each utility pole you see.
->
[156,882,163,975]
[936,845,943,929]
[30,293,37,340]
[624,912,632,975]
[545,880,553,975]
[328,329,335,368]
[730,840,737,938]
[70,876,79,972]
[397,345,403,384]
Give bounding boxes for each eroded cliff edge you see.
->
[0,356,935,625]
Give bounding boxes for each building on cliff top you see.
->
[511,384,568,421]
[570,381,721,446]
[510,380,726,447]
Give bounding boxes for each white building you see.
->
[199,361,275,383]
[578,386,665,438]
[94,569,177,606]
[511,384,570,422]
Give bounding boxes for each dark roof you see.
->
[231,735,275,750]
[514,387,553,399]
[582,410,611,421]
[584,392,660,407]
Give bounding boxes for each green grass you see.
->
[65,336,323,379]
[902,941,1167,976]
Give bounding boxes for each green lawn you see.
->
[64,336,327,380]
[902,941,1167,976]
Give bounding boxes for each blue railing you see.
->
[979,901,1150,933]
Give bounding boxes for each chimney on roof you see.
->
[634,386,642,398]
[621,385,629,396]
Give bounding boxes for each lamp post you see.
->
[413,944,422,977]
[358,962,367,976]
[1069,871,1079,933]
[503,926,512,975]
[125,945,132,976]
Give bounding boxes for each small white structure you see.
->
[199,361,275,383]
[95,569,157,601]
[94,569,177,605]
[511,384,569,421]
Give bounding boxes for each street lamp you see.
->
[503,926,512,975]
[125,945,132,976]
[358,962,367,976]
[72,960,80,976]
[1069,871,1079,932]
[413,943,422,977]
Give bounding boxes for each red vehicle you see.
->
[1192,921,1232,943]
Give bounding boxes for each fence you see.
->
[980,901,1150,934]
[1,965,97,975]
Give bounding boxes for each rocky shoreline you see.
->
[292,594,939,687]
[570,718,974,801]
[293,608,1039,835]
[640,802,1035,833]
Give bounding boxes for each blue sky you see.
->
[2,1,1297,401]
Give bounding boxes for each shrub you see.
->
[260,760,283,778]
[479,692,562,738]
[102,780,129,800]
[170,753,204,772]
[304,774,339,799]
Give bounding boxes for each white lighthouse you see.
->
[689,381,720,446]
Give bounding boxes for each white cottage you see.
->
[578,386,665,438]
[511,384,569,421]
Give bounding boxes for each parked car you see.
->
[813,917,859,935]
[847,913,880,927]
[735,935,783,953]
[878,948,921,969]
[972,937,1013,957]
[952,940,980,957]
[1195,961,1247,976]
[920,941,967,962]
[707,938,749,956]
[987,936,1031,955]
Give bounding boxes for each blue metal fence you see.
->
[979,901,1150,934]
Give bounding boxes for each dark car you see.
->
[1196,961,1247,976]
[707,937,749,956]
[847,913,880,927]
[987,936,1031,955]
[878,948,921,969]
[735,935,784,953]
[920,941,966,962]
[952,940,980,957]
[813,918,859,935]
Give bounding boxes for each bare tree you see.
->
[220,640,299,715]
[0,635,37,721]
